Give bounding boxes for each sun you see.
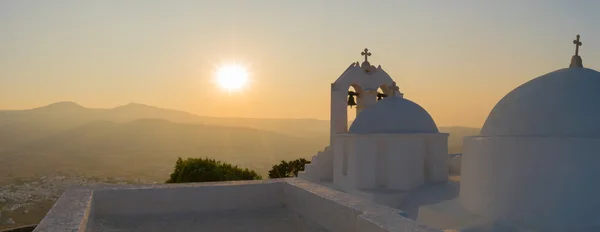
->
[216,64,249,92]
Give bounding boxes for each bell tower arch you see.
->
[329,49,398,143]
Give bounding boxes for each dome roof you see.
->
[348,96,439,134]
[482,67,600,137]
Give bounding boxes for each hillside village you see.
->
[0,174,155,229]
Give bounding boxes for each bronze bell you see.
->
[377,93,387,101]
[347,91,358,108]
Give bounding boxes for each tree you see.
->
[268,158,311,178]
[166,157,262,183]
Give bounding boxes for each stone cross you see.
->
[390,82,399,96]
[573,34,582,56]
[361,48,371,62]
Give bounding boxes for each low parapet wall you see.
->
[284,179,438,232]
[33,179,440,232]
[33,188,93,232]
[92,180,284,216]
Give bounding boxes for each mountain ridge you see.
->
[3,102,328,121]
[0,101,479,154]
[0,101,479,186]
[0,102,480,128]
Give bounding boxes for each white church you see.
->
[298,48,450,207]
[33,36,600,232]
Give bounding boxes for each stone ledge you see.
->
[33,188,93,232]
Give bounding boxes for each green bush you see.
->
[268,158,311,178]
[166,157,262,183]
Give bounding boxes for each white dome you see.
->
[481,67,600,137]
[349,96,438,134]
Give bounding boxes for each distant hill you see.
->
[438,126,480,154]
[17,119,321,159]
[0,102,329,142]
[0,119,326,184]
[0,102,479,183]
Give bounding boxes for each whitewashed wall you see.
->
[335,134,448,192]
[460,136,600,230]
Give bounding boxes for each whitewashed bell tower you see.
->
[300,49,402,183]
[302,48,447,208]
[329,48,399,142]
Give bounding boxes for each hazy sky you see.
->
[1,1,599,127]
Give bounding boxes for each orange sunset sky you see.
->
[1,1,600,128]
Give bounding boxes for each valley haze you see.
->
[0,101,477,182]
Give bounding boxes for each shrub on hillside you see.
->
[268,158,311,178]
[166,157,262,183]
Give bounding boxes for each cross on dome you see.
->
[361,48,371,62]
[573,34,582,56]
[360,48,375,73]
[570,34,584,68]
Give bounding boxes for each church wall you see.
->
[424,135,449,183]
[330,88,349,142]
[386,137,424,190]
[334,134,448,192]
[460,136,600,230]
[375,139,389,188]
[355,137,378,189]
[409,138,426,188]
[332,137,344,187]
[333,136,358,191]
[317,147,334,182]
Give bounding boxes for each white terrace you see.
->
[33,178,438,232]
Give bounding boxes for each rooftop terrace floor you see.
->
[91,207,328,232]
